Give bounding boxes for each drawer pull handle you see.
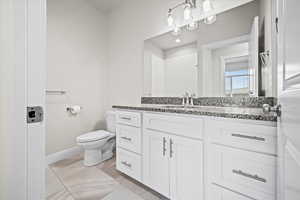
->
[163,137,167,156]
[231,134,265,141]
[170,139,174,158]
[121,161,132,168]
[232,169,267,183]
[121,136,132,141]
[120,117,131,121]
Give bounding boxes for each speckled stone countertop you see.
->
[112,104,277,122]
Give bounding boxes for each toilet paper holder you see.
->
[66,106,83,114]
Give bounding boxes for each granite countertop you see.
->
[112,104,277,122]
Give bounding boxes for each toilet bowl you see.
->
[77,111,116,166]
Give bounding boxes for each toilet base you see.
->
[83,149,114,167]
[83,149,102,166]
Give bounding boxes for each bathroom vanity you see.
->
[114,1,278,199]
[113,102,277,200]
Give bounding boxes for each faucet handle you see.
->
[190,93,196,106]
[182,94,186,105]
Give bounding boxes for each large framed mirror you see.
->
[143,0,275,97]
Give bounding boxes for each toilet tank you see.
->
[106,111,116,133]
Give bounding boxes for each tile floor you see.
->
[46,154,169,200]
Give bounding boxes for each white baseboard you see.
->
[47,146,83,165]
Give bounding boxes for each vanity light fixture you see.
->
[167,9,174,27]
[202,0,217,24]
[183,3,192,20]
[171,25,182,36]
[187,18,198,31]
[167,0,196,27]
[203,0,213,12]
[167,0,217,33]
[204,15,217,24]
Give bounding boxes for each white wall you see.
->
[164,44,198,96]
[144,41,165,96]
[108,0,259,103]
[145,42,198,97]
[47,0,109,155]
[108,0,172,105]
[151,54,165,96]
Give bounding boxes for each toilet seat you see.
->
[77,130,110,143]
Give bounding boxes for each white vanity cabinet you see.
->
[114,109,277,200]
[142,130,170,197]
[143,113,204,200]
[210,185,255,200]
[206,119,277,200]
[115,111,142,181]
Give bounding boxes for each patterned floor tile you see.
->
[47,155,168,200]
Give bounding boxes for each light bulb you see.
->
[172,25,181,36]
[203,0,213,12]
[204,15,216,24]
[184,4,192,20]
[167,13,174,27]
[175,38,181,43]
[187,20,198,31]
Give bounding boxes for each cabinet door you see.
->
[170,135,204,200]
[143,130,170,198]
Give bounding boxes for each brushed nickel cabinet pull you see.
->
[231,133,265,141]
[121,136,132,141]
[121,161,132,168]
[232,169,267,183]
[163,137,167,156]
[120,116,131,121]
[170,139,174,158]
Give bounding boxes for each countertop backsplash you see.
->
[141,97,276,108]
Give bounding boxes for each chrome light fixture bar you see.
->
[167,0,196,27]
[203,0,216,24]
[167,0,216,35]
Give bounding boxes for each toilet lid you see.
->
[77,130,110,143]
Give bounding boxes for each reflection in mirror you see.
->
[143,0,275,97]
[224,54,250,96]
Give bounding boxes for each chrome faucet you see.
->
[182,92,189,106]
[182,92,196,107]
[190,93,196,106]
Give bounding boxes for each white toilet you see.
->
[76,111,116,166]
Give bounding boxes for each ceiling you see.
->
[88,0,124,13]
[89,0,177,13]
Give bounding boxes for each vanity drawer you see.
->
[116,148,141,181]
[207,120,277,155]
[211,145,276,200]
[210,184,254,200]
[116,124,141,154]
[116,111,141,127]
[143,113,203,140]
